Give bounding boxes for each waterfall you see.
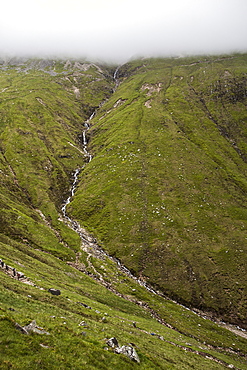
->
[62,65,121,219]
[61,117,93,220]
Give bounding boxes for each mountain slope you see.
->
[69,54,247,326]
[0,58,114,260]
[0,56,247,369]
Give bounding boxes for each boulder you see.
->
[106,337,140,363]
[77,302,91,309]
[16,271,24,279]
[15,322,29,334]
[48,288,61,296]
[15,320,50,335]
[115,345,140,363]
[79,321,88,327]
[106,337,119,348]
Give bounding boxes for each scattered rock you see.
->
[106,337,140,363]
[144,99,152,108]
[106,337,119,348]
[15,320,50,335]
[77,302,91,309]
[16,271,25,279]
[115,345,140,363]
[48,288,61,296]
[15,322,29,335]
[40,343,50,349]
[113,99,126,108]
[141,83,163,96]
[79,321,88,327]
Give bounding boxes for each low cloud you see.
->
[1,0,247,62]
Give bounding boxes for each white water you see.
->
[60,65,158,292]
[62,116,92,220]
[61,67,120,222]
[113,65,121,91]
[62,66,120,219]
[61,168,80,221]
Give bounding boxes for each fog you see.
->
[1,0,247,62]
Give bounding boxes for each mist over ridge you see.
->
[1,0,247,63]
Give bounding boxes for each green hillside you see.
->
[70,54,247,325]
[0,56,247,369]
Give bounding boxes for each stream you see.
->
[60,67,247,340]
[61,65,160,291]
[62,66,121,222]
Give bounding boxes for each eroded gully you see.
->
[61,66,160,294]
[60,66,247,353]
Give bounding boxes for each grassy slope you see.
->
[0,57,247,369]
[0,59,113,260]
[70,54,247,326]
[2,241,247,370]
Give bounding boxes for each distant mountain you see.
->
[0,55,247,369]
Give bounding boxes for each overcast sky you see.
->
[1,0,247,62]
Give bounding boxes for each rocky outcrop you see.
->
[115,345,140,363]
[15,320,50,335]
[0,258,25,279]
[106,337,140,363]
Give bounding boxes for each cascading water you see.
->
[113,65,121,91]
[60,66,163,296]
[61,120,92,221]
[61,168,80,221]
[61,67,121,220]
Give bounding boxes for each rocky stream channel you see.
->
[61,67,159,295]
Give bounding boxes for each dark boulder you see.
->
[77,302,91,309]
[48,288,61,296]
